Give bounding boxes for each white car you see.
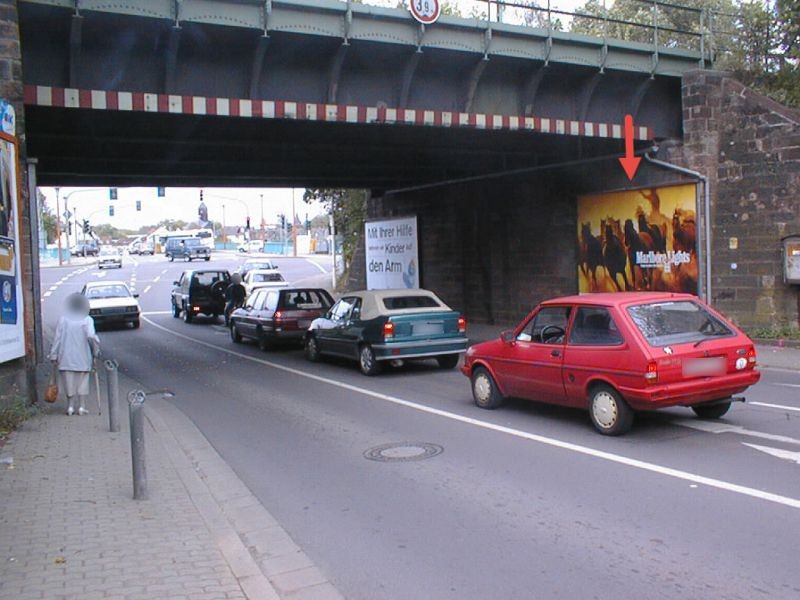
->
[238,240,264,253]
[81,281,141,329]
[243,269,289,295]
[97,246,122,269]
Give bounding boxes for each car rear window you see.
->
[253,273,284,282]
[191,272,228,287]
[280,290,332,310]
[382,295,440,310]
[627,301,733,347]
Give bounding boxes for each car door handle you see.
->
[550,350,561,357]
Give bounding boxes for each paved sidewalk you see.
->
[0,370,343,600]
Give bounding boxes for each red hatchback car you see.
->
[462,292,760,435]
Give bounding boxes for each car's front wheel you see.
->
[588,384,634,436]
[436,354,460,369]
[692,401,731,420]
[471,367,503,409]
[230,323,242,343]
[358,344,381,376]
[168,254,174,262]
[131,319,140,329]
[305,334,321,362]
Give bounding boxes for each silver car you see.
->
[82,281,141,329]
[97,246,122,269]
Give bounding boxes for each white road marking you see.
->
[153,275,160,282]
[143,285,151,294]
[672,418,800,446]
[141,311,172,316]
[305,258,329,274]
[771,383,800,389]
[143,315,800,511]
[750,401,800,413]
[161,269,167,274]
[48,286,57,292]
[43,291,52,297]
[743,443,800,465]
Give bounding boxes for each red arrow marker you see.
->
[618,114,641,181]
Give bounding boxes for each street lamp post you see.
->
[260,193,265,241]
[222,204,226,245]
[55,187,63,266]
[292,188,298,257]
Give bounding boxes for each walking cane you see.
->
[93,360,103,415]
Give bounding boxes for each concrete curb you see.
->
[138,391,344,600]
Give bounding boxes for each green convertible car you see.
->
[305,289,468,375]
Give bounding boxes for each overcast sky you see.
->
[39,187,326,231]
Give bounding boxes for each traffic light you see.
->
[68,221,72,235]
[109,205,114,217]
[246,216,251,230]
[157,187,165,197]
[82,219,90,234]
[279,214,286,229]
[136,200,141,211]
[287,222,293,234]
[109,188,118,200]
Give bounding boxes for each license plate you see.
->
[682,357,726,377]
[298,320,311,329]
[413,322,443,335]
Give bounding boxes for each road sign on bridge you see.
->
[409,0,440,25]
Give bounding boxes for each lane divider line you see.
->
[143,285,152,294]
[305,258,329,274]
[142,315,800,511]
[750,401,800,413]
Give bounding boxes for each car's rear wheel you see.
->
[131,319,140,329]
[436,354,460,369]
[692,401,731,419]
[589,384,634,436]
[358,344,381,376]
[184,255,191,262]
[471,367,503,409]
[305,334,320,362]
[230,323,242,343]
[172,301,180,318]
[183,308,193,324]
[168,254,174,262]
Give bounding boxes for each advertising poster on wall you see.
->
[577,183,698,295]
[365,216,419,290]
[0,102,26,364]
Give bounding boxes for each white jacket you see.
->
[49,314,100,372]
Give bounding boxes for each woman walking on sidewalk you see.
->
[49,293,101,416]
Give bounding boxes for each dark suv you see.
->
[171,269,230,323]
[165,237,211,262]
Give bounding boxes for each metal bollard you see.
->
[104,359,120,433]
[128,390,147,500]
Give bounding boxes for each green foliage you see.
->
[749,325,800,340]
[0,397,39,437]
[303,189,367,275]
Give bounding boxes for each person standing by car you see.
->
[224,272,247,327]
[49,293,101,416]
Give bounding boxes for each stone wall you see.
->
[0,0,36,407]
[673,70,800,329]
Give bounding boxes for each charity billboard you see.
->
[0,102,25,363]
[365,216,419,290]
[577,183,698,295]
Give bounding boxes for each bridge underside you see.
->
[27,104,636,188]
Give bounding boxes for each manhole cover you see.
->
[363,442,443,463]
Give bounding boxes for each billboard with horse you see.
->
[577,183,698,295]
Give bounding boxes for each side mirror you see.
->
[173,281,179,286]
[133,293,140,298]
[500,330,515,344]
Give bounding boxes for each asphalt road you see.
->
[40,253,800,600]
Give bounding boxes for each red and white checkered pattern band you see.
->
[24,85,653,141]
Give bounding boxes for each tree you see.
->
[303,189,367,276]
[38,190,58,244]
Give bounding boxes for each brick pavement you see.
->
[0,369,343,600]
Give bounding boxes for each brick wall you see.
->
[674,70,800,329]
[0,0,35,406]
